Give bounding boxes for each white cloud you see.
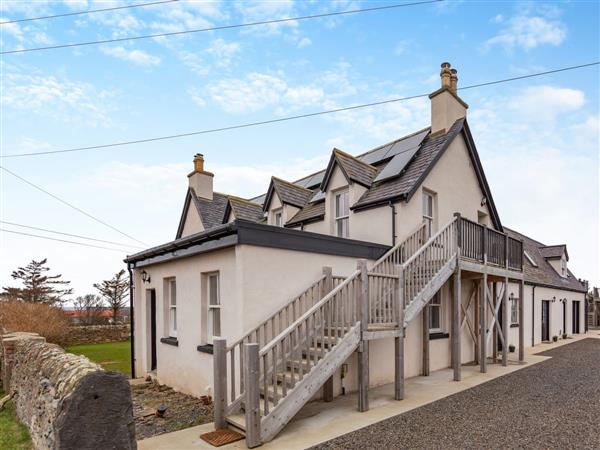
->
[485,14,567,51]
[100,46,161,66]
[508,85,585,122]
[2,72,115,126]
[206,38,241,68]
[394,39,412,55]
[297,37,312,48]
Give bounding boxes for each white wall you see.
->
[180,202,204,238]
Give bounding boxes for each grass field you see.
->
[0,388,32,450]
[66,340,131,376]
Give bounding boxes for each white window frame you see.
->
[273,209,283,227]
[166,278,177,337]
[510,296,519,325]
[560,258,567,278]
[423,191,434,238]
[429,293,443,333]
[334,190,349,238]
[207,273,221,344]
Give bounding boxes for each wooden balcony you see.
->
[457,215,523,279]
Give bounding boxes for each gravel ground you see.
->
[131,381,213,440]
[313,338,600,450]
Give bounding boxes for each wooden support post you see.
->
[502,277,509,367]
[213,337,227,430]
[244,343,261,448]
[322,266,334,403]
[474,280,479,364]
[452,268,461,381]
[518,279,525,362]
[479,274,487,373]
[422,302,430,376]
[492,282,498,363]
[394,265,405,400]
[357,259,369,412]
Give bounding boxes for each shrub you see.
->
[0,301,70,346]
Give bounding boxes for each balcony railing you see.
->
[457,216,523,271]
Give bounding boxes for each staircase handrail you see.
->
[371,221,427,273]
[402,216,458,270]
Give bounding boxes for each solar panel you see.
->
[373,144,420,183]
[359,145,392,165]
[383,129,428,160]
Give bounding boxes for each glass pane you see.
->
[209,275,219,305]
[335,194,341,217]
[343,218,349,237]
[170,280,176,306]
[429,306,440,330]
[170,307,177,331]
[212,309,221,337]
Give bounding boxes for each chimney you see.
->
[429,62,468,135]
[188,153,214,200]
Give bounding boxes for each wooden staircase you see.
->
[214,217,461,447]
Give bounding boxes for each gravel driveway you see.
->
[313,338,600,450]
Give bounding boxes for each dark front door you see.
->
[497,300,504,351]
[541,300,550,342]
[572,301,580,334]
[150,290,157,371]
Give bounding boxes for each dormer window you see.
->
[274,210,283,227]
[561,258,567,277]
[335,190,349,238]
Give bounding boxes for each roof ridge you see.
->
[333,148,377,170]
[272,176,312,192]
[540,244,566,249]
[228,195,262,207]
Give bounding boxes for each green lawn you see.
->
[0,388,32,450]
[66,340,131,376]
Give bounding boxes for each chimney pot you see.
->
[450,68,458,93]
[440,62,452,89]
[193,153,205,173]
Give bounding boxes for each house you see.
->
[125,63,587,447]
[588,287,600,329]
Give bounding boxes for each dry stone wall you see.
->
[0,332,136,450]
[66,324,130,346]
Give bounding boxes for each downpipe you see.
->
[128,265,136,379]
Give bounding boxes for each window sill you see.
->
[510,323,519,328]
[429,332,449,340]
[160,337,179,347]
[197,344,214,355]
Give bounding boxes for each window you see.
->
[560,258,567,277]
[207,273,221,343]
[423,191,434,238]
[429,293,442,332]
[335,190,349,238]
[166,278,177,337]
[511,296,519,325]
[274,210,283,227]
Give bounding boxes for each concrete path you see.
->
[138,332,599,450]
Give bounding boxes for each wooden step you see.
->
[226,414,246,433]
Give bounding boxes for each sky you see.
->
[0,0,598,300]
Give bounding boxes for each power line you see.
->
[2,62,597,159]
[0,166,148,246]
[0,228,131,253]
[0,221,144,249]
[0,0,178,25]
[1,0,442,55]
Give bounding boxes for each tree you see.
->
[94,269,129,324]
[73,294,105,326]
[1,259,72,304]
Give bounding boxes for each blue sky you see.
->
[0,0,598,297]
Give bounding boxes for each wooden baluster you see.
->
[213,338,227,429]
[244,343,261,448]
[281,339,287,397]
[230,347,236,403]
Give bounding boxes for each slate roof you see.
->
[266,177,314,209]
[286,200,325,227]
[539,245,568,260]
[227,196,264,223]
[352,119,464,209]
[505,228,586,293]
[322,149,378,189]
[192,191,230,229]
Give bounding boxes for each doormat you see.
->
[200,428,244,447]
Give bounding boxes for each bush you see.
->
[0,301,70,346]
